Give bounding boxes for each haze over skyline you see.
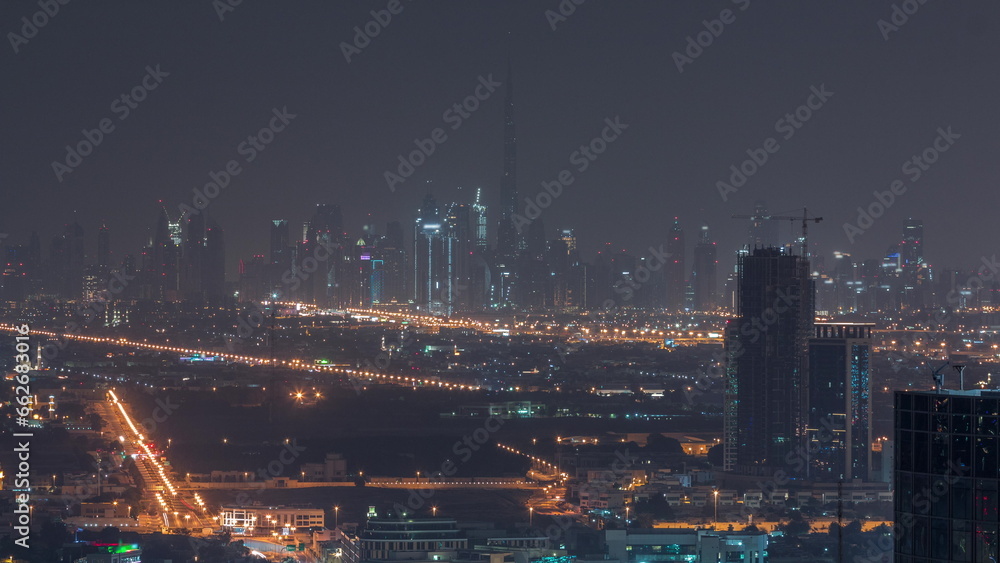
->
[3,0,997,276]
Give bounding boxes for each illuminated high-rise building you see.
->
[665,218,685,310]
[472,187,488,252]
[725,247,813,477]
[413,194,445,312]
[270,220,291,267]
[203,217,225,304]
[691,224,717,310]
[900,218,923,268]
[378,221,407,304]
[808,322,874,482]
[496,62,518,262]
[495,62,518,308]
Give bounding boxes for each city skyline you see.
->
[3,1,999,275]
[4,2,1000,562]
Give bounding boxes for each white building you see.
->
[220,505,325,535]
[605,528,768,563]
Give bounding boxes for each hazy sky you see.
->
[3,0,997,276]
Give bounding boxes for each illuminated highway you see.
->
[0,325,481,392]
[104,390,212,532]
[345,307,726,346]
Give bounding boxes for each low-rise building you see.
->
[220,505,325,535]
[605,528,767,563]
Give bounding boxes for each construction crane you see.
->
[732,207,823,257]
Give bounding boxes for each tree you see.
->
[779,512,811,537]
[645,433,682,453]
[706,443,723,466]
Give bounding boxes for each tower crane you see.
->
[732,207,823,257]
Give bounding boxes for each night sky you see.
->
[3,0,997,276]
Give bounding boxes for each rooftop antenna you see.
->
[953,364,966,391]
[932,361,950,392]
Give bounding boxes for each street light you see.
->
[529,506,533,526]
[334,506,339,528]
[432,506,438,517]
[713,488,719,526]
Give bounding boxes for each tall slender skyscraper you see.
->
[748,200,779,249]
[97,224,110,268]
[472,187,488,252]
[204,217,225,305]
[496,62,517,261]
[270,220,291,266]
[413,194,444,311]
[379,221,407,304]
[665,218,685,310]
[692,224,717,310]
[725,247,814,477]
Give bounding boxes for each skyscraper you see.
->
[307,204,345,306]
[725,247,814,477]
[443,202,474,313]
[808,322,874,482]
[496,62,518,262]
[748,200,779,249]
[900,218,923,268]
[182,212,205,301]
[665,218,685,310]
[379,221,407,304]
[97,224,110,268]
[203,217,225,304]
[900,218,928,310]
[692,224,717,310]
[413,194,444,311]
[270,220,291,267]
[894,389,994,562]
[472,187,488,252]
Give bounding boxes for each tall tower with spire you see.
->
[496,60,518,261]
[665,218,686,310]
